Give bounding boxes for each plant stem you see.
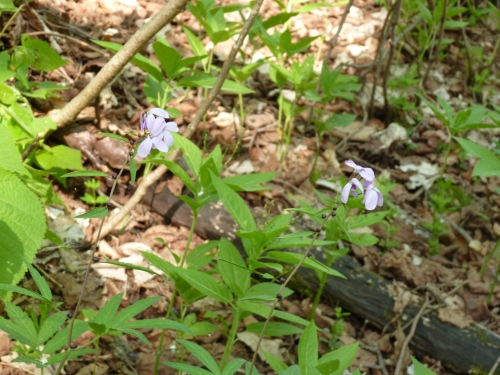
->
[220,307,241,370]
[55,157,129,375]
[0,4,24,40]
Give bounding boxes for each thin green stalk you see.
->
[0,4,24,39]
[55,157,129,375]
[308,247,337,320]
[153,210,199,375]
[220,307,241,369]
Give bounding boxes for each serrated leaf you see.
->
[37,312,67,345]
[60,170,109,178]
[176,268,233,303]
[112,296,161,329]
[6,303,37,347]
[0,125,30,176]
[177,339,221,375]
[0,171,46,300]
[298,321,318,372]
[74,206,108,218]
[94,292,123,327]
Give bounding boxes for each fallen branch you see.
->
[96,0,266,241]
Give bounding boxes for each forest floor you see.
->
[1,0,500,374]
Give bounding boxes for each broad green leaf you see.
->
[186,241,219,269]
[112,296,161,329]
[189,321,216,336]
[153,42,181,78]
[222,358,246,375]
[0,82,16,104]
[37,313,67,345]
[0,0,17,12]
[92,40,163,81]
[341,232,379,246]
[21,36,67,72]
[248,322,303,336]
[279,365,302,375]
[454,137,496,159]
[218,238,250,297]
[0,171,46,300]
[348,211,388,229]
[35,145,84,171]
[74,206,108,219]
[298,321,318,373]
[176,267,233,303]
[172,132,203,176]
[316,359,339,375]
[164,362,212,375]
[177,74,255,94]
[223,172,278,192]
[182,26,208,64]
[211,172,256,231]
[60,170,109,178]
[412,356,438,375]
[0,125,29,176]
[100,132,128,142]
[473,156,500,177]
[263,350,288,373]
[42,320,89,354]
[262,12,298,29]
[265,251,345,279]
[177,338,221,375]
[317,342,358,375]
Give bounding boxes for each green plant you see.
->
[80,178,108,206]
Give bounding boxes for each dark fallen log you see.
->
[143,184,500,374]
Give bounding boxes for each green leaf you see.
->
[237,301,309,326]
[21,36,67,72]
[0,82,16,105]
[218,238,250,297]
[263,350,288,373]
[153,42,181,78]
[316,359,339,375]
[93,292,123,327]
[265,251,345,279]
[0,0,17,12]
[242,282,294,301]
[182,26,208,64]
[112,296,161,329]
[248,322,303,336]
[100,132,128,142]
[151,158,196,194]
[177,338,221,375]
[211,172,256,231]
[473,156,500,177]
[279,365,302,375]
[223,172,278,192]
[176,268,233,303]
[74,206,108,219]
[444,20,469,28]
[37,312,67,345]
[122,319,194,336]
[92,40,163,81]
[222,358,246,375]
[341,232,379,246]
[454,137,496,158]
[24,260,51,301]
[47,349,97,365]
[164,362,213,375]
[60,170,109,178]
[140,251,178,278]
[412,356,438,375]
[317,342,358,375]
[43,320,89,354]
[5,303,37,347]
[348,211,388,229]
[0,125,29,176]
[0,171,46,300]
[265,235,336,250]
[177,74,255,94]
[172,132,203,176]
[35,145,84,171]
[0,284,46,302]
[298,321,318,373]
[103,259,160,275]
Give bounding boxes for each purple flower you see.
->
[140,108,171,130]
[138,114,168,157]
[161,121,178,149]
[341,178,364,204]
[363,184,383,210]
[345,160,375,182]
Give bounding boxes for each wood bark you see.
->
[143,184,500,374]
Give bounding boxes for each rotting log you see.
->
[143,184,500,374]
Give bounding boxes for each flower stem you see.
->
[220,307,241,370]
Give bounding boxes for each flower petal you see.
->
[359,167,375,182]
[137,137,153,157]
[151,117,166,136]
[364,189,378,210]
[163,130,174,147]
[375,187,384,206]
[145,114,156,132]
[149,108,169,118]
[351,178,364,194]
[164,121,178,132]
[140,112,146,130]
[153,137,169,152]
[341,182,352,204]
[345,160,360,170]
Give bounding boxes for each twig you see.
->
[443,215,473,244]
[394,294,430,375]
[96,0,266,241]
[49,0,190,129]
[360,343,390,375]
[30,8,63,54]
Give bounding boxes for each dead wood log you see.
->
[143,184,500,374]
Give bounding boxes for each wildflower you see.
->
[140,107,170,130]
[341,178,364,204]
[363,184,383,210]
[345,160,375,182]
[161,120,179,149]
[138,114,168,157]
